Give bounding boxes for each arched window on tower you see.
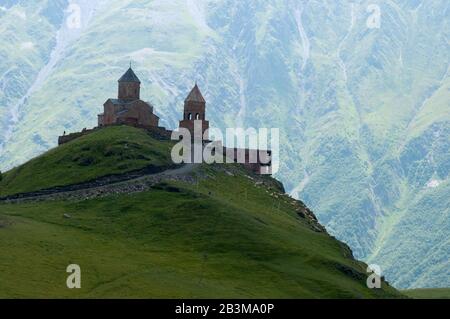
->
[188,113,192,120]
[195,113,200,120]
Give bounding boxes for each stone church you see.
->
[59,66,272,174]
[97,67,160,128]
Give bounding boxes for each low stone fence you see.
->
[58,125,173,145]
[58,128,98,145]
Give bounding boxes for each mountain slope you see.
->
[0,0,448,289]
[0,126,402,298]
[403,288,450,299]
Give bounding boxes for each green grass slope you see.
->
[0,126,174,197]
[403,288,450,299]
[0,126,402,298]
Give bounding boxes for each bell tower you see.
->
[118,67,141,100]
[179,83,209,140]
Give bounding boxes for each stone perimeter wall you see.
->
[58,125,172,145]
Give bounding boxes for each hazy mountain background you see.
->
[0,0,448,289]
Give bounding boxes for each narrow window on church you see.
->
[188,113,192,120]
[195,113,200,120]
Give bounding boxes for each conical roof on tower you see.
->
[118,67,141,83]
[185,83,205,103]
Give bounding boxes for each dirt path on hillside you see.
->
[0,164,197,204]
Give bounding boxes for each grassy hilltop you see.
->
[0,126,403,298]
[0,126,175,197]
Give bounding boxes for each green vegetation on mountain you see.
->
[403,288,450,299]
[0,126,402,298]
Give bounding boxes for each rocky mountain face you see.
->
[0,0,448,288]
